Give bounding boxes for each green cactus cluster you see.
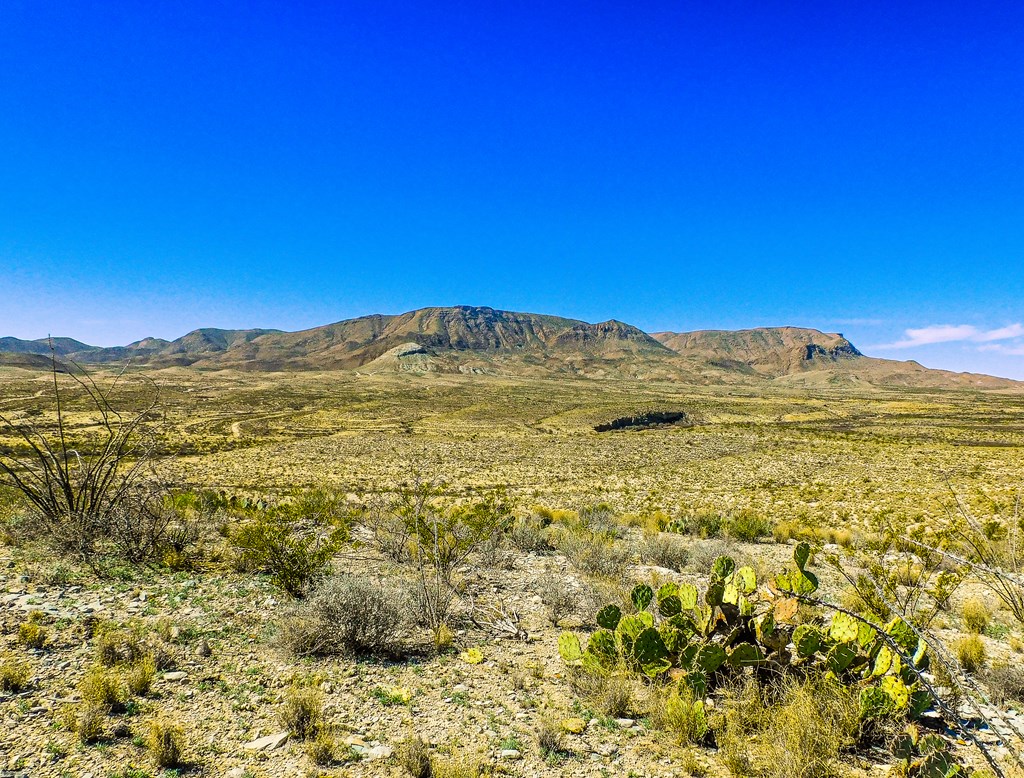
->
[558,542,937,726]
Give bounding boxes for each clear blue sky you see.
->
[1,2,1022,377]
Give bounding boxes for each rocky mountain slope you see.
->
[1,306,1020,389]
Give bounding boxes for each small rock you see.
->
[614,718,635,728]
[366,745,394,760]
[499,749,522,760]
[163,671,188,681]
[243,731,289,751]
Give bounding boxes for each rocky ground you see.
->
[2,533,1022,778]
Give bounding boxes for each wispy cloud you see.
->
[874,323,1024,350]
[978,343,1024,356]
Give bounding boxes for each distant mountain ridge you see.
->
[1,305,1019,390]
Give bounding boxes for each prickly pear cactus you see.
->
[631,584,654,612]
[558,632,583,665]
[596,604,621,630]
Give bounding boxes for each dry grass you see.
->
[956,634,987,673]
[0,653,31,691]
[146,717,186,768]
[278,684,324,740]
[962,597,992,634]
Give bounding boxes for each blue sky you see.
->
[1,2,1022,377]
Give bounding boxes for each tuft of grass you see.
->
[77,705,106,744]
[0,653,31,691]
[956,634,987,673]
[397,734,432,778]
[305,730,338,766]
[125,656,157,697]
[962,597,991,634]
[79,665,124,712]
[279,684,324,740]
[17,621,48,650]
[536,716,564,757]
[648,682,708,745]
[430,752,481,778]
[717,676,858,778]
[95,628,145,667]
[146,717,186,768]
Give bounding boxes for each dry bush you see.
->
[430,753,481,778]
[305,730,339,766]
[570,668,636,718]
[635,530,689,571]
[0,653,31,691]
[280,573,409,657]
[398,734,432,778]
[962,597,992,634]
[647,682,708,745]
[77,705,106,744]
[984,662,1024,707]
[95,629,145,667]
[551,525,630,578]
[147,717,186,768]
[536,717,564,757]
[533,568,598,625]
[17,621,47,649]
[79,665,124,713]
[125,656,156,696]
[685,539,731,575]
[956,635,987,673]
[716,676,858,778]
[509,514,553,552]
[279,684,324,740]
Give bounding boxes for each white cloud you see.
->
[875,322,1024,350]
[978,343,1024,356]
[976,323,1024,341]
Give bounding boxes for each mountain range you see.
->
[1,305,1018,389]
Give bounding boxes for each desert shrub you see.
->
[306,730,339,766]
[716,677,858,778]
[96,629,145,667]
[569,668,636,718]
[956,635,987,673]
[147,718,185,768]
[125,656,157,696]
[430,753,481,778]
[648,682,709,745]
[398,734,432,778]
[231,509,343,597]
[551,525,630,578]
[727,509,772,542]
[577,502,622,537]
[962,597,991,634]
[17,621,48,649]
[509,514,552,552]
[635,530,689,570]
[685,539,730,574]
[280,574,409,657]
[535,717,564,757]
[984,662,1024,707]
[0,360,173,570]
[77,705,106,744]
[79,665,124,712]
[0,653,31,691]
[533,568,599,625]
[279,684,324,740]
[669,510,725,539]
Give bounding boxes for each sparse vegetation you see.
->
[279,684,324,740]
[1,365,1023,776]
[280,573,409,657]
[146,717,185,768]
